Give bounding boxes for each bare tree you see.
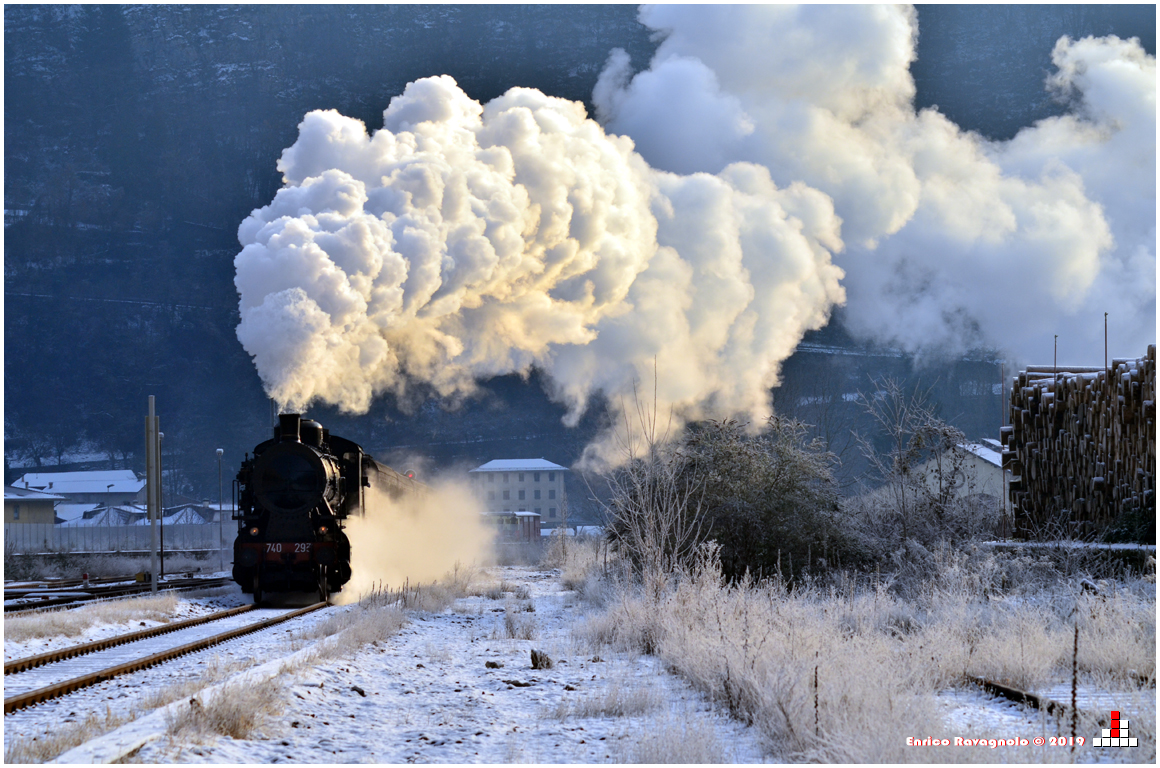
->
[599,376,709,603]
[848,377,996,551]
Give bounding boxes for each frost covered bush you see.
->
[580,544,1156,762]
[679,416,864,583]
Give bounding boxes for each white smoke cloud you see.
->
[235,75,845,462]
[236,6,1153,462]
[596,5,1155,364]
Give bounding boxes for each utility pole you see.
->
[146,397,160,593]
[159,432,166,578]
[217,448,224,573]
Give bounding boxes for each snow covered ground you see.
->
[6,567,770,763]
[5,566,1153,763]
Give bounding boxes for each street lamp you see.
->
[216,448,224,573]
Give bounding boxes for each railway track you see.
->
[4,576,232,615]
[4,601,328,714]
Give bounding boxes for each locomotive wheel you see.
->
[252,574,264,606]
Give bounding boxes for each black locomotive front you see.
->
[233,413,366,603]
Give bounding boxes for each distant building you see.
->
[482,510,541,542]
[13,470,145,505]
[4,486,65,524]
[915,440,1013,522]
[469,458,568,526]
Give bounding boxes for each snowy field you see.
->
[4,565,1154,763]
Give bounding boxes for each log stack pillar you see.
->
[1001,344,1155,537]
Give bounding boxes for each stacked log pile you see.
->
[1001,344,1155,536]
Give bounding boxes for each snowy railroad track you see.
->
[965,675,1113,725]
[4,602,328,714]
[5,604,256,674]
[4,577,233,615]
[5,574,139,593]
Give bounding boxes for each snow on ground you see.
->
[4,584,244,662]
[7,565,1153,763]
[120,565,769,763]
[937,687,1152,763]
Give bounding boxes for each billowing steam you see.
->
[337,481,491,604]
[595,5,1155,363]
[235,75,845,462]
[236,6,1154,461]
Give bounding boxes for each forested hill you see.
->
[4,5,1154,501]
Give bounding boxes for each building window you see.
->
[488,491,495,501]
[534,489,541,500]
[13,505,20,520]
[503,490,510,500]
[548,471,555,481]
[518,490,525,500]
[548,489,556,500]
[488,474,494,483]
[549,507,556,518]
[503,473,509,483]
[518,472,524,482]
[535,508,541,515]
[534,472,540,482]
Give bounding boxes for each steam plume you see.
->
[337,481,491,604]
[235,75,845,462]
[236,6,1154,461]
[595,5,1155,363]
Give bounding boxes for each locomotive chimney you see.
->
[278,413,302,442]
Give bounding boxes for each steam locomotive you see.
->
[232,413,422,604]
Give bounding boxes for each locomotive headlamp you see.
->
[249,526,260,536]
[318,524,329,535]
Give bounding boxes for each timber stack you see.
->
[1001,344,1155,537]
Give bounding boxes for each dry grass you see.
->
[164,676,285,742]
[4,593,179,642]
[620,710,728,763]
[551,676,658,720]
[3,707,129,764]
[577,547,1156,762]
[468,578,531,601]
[497,596,538,640]
[138,657,249,710]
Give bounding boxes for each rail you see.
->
[4,602,328,714]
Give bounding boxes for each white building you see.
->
[13,470,145,505]
[469,458,568,526]
[915,439,1013,519]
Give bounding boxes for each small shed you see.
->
[482,510,541,542]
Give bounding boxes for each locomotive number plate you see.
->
[260,542,313,563]
[264,542,313,553]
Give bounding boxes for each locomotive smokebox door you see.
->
[252,441,330,517]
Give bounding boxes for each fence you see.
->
[3,523,237,555]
